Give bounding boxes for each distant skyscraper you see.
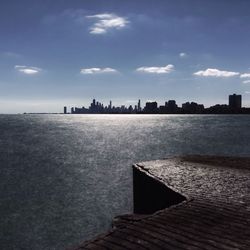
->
[229,94,242,109]
[64,106,67,114]
[138,99,141,111]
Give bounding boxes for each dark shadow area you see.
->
[133,166,186,214]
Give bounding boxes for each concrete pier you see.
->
[72,156,250,249]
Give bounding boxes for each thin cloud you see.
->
[86,13,129,34]
[179,52,188,58]
[136,64,174,74]
[240,73,250,78]
[193,68,239,77]
[3,52,22,58]
[80,67,118,74]
[15,65,42,75]
[243,80,250,84]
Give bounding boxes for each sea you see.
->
[1,114,250,250]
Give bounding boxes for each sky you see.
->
[1,0,250,113]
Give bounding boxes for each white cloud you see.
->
[15,65,42,75]
[136,64,174,74]
[245,91,250,94]
[80,67,118,74]
[243,80,250,84]
[86,13,129,34]
[240,73,250,78]
[179,52,187,58]
[193,68,239,77]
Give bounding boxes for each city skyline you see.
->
[1,0,250,113]
[63,93,247,115]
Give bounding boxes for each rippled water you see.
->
[1,114,250,249]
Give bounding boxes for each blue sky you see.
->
[1,0,250,113]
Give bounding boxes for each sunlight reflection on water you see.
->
[1,114,250,249]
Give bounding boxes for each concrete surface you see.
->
[72,156,250,250]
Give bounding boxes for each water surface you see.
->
[1,114,250,249]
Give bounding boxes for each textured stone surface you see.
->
[72,156,250,250]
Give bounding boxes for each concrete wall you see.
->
[133,166,186,214]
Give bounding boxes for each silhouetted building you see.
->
[167,100,178,113]
[159,105,166,113]
[138,99,141,112]
[160,100,179,113]
[144,102,158,113]
[64,106,67,114]
[67,94,245,115]
[128,105,133,113]
[206,104,230,114]
[182,102,204,114]
[74,106,88,114]
[229,94,241,109]
[89,98,105,113]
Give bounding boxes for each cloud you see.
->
[193,68,239,77]
[136,64,174,74]
[15,65,42,75]
[243,80,250,84]
[240,73,250,78]
[86,13,129,34]
[3,52,22,58]
[245,91,250,94]
[80,67,118,74]
[179,52,188,58]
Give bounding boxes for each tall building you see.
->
[229,94,242,109]
[138,99,141,111]
[64,106,67,114]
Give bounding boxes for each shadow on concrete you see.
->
[133,166,186,214]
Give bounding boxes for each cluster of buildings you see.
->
[64,94,250,114]
[65,99,142,114]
